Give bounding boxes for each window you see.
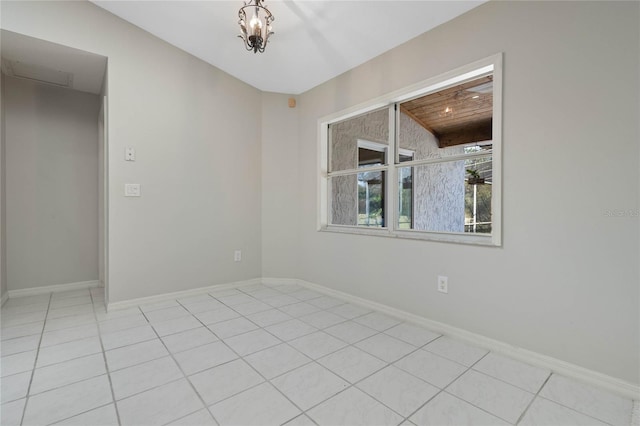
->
[319,54,502,245]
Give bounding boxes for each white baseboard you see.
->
[8,280,101,298]
[107,278,262,312]
[287,278,639,401]
[1,291,8,307]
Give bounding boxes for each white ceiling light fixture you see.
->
[238,0,274,54]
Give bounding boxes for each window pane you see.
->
[398,75,493,162]
[329,108,389,172]
[397,155,491,234]
[330,172,386,227]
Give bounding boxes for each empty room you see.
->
[0,1,638,425]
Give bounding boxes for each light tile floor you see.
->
[0,283,635,426]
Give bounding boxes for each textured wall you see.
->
[398,112,465,232]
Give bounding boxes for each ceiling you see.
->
[401,75,493,148]
[1,30,107,95]
[90,0,486,94]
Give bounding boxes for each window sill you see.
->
[320,225,500,246]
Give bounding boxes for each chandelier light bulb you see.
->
[237,0,274,54]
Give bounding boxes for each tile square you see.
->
[271,283,304,294]
[36,336,102,368]
[384,323,441,347]
[539,374,633,426]
[2,303,48,315]
[139,300,180,313]
[0,334,40,357]
[173,341,237,375]
[53,403,119,425]
[357,366,439,416]
[105,338,169,371]
[47,304,94,320]
[49,296,92,309]
[355,333,416,363]
[95,307,141,322]
[231,300,272,316]
[177,294,215,305]
[209,382,300,426]
[424,336,488,367]
[194,307,240,325]
[144,306,190,323]
[272,363,349,410]
[246,309,293,327]
[245,288,282,300]
[473,352,550,393]
[224,329,281,356]
[1,322,44,341]
[278,302,322,318]
[1,350,37,377]
[520,397,608,426]
[324,321,377,344]
[167,409,217,426]
[44,314,96,333]
[353,312,401,332]
[307,387,403,426]
[283,414,316,426]
[318,346,386,384]
[1,371,31,403]
[306,296,346,309]
[265,319,317,341]
[299,311,345,329]
[262,294,299,308]
[117,379,204,426]
[161,327,218,354]
[98,314,148,334]
[189,358,263,405]
[182,299,225,314]
[101,325,157,350]
[30,353,106,394]
[1,321,45,341]
[1,311,47,328]
[41,323,98,348]
[1,398,26,426]
[110,356,183,400]
[4,294,50,307]
[447,369,534,423]
[152,315,202,337]
[22,375,113,425]
[51,290,90,300]
[289,289,324,301]
[410,391,509,426]
[394,349,467,389]
[207,317,258,339]
[216,293,255,306]
[289,331,348,359]
[244,343,311,379]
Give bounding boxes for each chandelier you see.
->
[238,0,274,54]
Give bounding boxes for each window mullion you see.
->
[387,104,397,232]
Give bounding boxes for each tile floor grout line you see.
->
[18,291,53,426]
[91,288,123,426]
[514,371,553,425]
[147,299,220,425]
[178,296,315,425]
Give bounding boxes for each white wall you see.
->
[4,76,100,290]
[1,1,263,302]
[261,93,299,278]
[289,1,639,384]
[1,74,7,301]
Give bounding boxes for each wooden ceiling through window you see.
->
[400,75,493,148]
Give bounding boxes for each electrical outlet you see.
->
[437,275,448,294]
[234,250,242,262]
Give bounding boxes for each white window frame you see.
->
[318,53,503,246]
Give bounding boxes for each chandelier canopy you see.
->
[238,0,274,54]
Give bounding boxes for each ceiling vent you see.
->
[1,59,73,89]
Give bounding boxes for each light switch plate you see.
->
[125,184,141,197]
